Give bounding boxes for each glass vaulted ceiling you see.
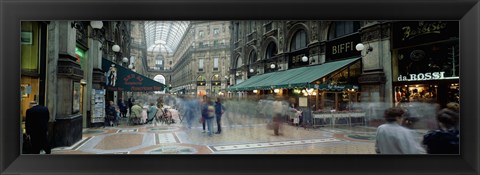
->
[144,21,190,55]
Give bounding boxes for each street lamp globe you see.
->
[249,68,254,73]
[355,43,365,51]
[122,57,129,63]
[302,55,308,62]
[90,21,103,29]
[128,64,133,69]
[270,64,276,69]
[112,45,120,52]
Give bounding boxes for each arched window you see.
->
[249,50,257,64]
[197,75,206,81]
[211,74,221,81]
[235,56,243,68]
[265,42,277,59]
[290,29,307,52]
[328,21,360,40]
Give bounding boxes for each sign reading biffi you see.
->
[326,34,361,61]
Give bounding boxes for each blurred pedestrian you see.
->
[214,97,226,134]
[141,104,148,124]
[104,101,117,127]
[375,107,425,154]
[119,100,128,118]
[200,95,208,133]
[130,101,143,125]
[203,97,216,136]
[146,102,158,124]
[422,103,459,154]
[128,97,134,116]
[25,101,51,154]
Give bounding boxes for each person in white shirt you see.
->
[375,107,426,154]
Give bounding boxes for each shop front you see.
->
[391,21,459,107]
[20,21,47,133]
[227,57,362,112]
[196,76,207,96]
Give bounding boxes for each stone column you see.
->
[358,22,391,104]
[47,21,59,122]
[53,21,84,147]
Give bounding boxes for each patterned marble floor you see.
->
[51,110,380,154]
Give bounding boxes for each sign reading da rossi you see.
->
[397,72,447,81]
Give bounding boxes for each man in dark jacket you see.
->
[214,97,226,134]
[25,101,51,154]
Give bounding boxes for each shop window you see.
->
[394,84,438,103]
[290,29,307,52]
[394,42,459,80]
[21,22,40,73]
[324,92,337,111]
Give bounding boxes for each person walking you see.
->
[25,101,51,154]
[375,107,425,154]
[422,103,460,154]
[214,97,226,134]
[200,95,208,133]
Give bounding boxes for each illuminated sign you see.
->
[397,72,445,81]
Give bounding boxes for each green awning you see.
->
[102,58,165,92]
[227,58,360,91]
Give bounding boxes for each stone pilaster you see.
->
[53,21,83,147]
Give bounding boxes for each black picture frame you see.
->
[1,0,479,175]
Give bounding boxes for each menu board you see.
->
[299,97,308,107]
[91,89,105,123]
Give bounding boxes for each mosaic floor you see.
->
[51,110,380,154]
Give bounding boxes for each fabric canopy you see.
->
[102,58,165,92]
[227,58,360,91]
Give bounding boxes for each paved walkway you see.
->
[52,110,382,154]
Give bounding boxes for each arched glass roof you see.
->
[145,21,190,55]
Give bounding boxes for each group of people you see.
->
[375,102,460,154]
[199,95,225,136]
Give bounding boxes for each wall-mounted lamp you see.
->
[112,45,121,52]
[355,43,373,55]
[253,90,258,93]
[302,55,308,62]
[122,57,129,64]
[249,68,255,73]
[274,89,280,93]
[71,21,106,43]
[235,72,240,76]
[90,21,103,29]
[270,64,276,69]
